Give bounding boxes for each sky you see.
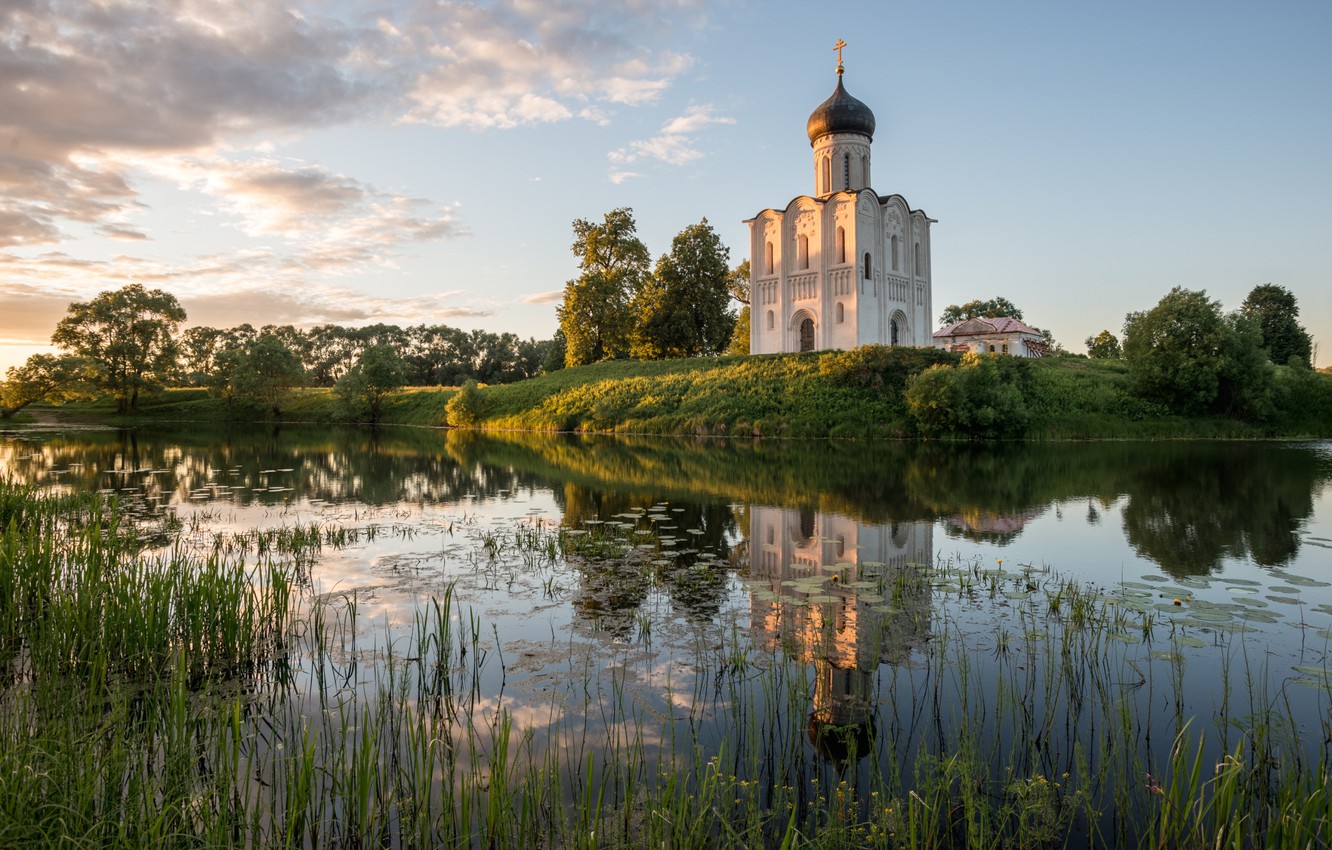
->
[3,0,1331,372]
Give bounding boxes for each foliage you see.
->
[51,283,187,412]
[904,352,1031,439]
[631,219,735,359]
[725,259,751,355]
[817,344,955,393]
[0,354,93,417]
[939,297,1024,327]
[230,334,306,418]
[335,343,409,423]
[543,329,567,373]
[557,208,650,366]
[446,379,487,427]
[1241,283,1312,367]
[1084,329,1121,359]
[1122,287,1273,418]
[727,307,751,355]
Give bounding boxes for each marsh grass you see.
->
[1,480,1329,848]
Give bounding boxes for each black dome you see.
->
[806,75,876,143]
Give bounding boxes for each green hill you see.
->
[33,347,1332,439]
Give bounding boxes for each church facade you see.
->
[747,50,934,354]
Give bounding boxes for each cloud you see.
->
[398,1,697,129]
[523,289,564,305]
[607,103,733,170]
[0,0,385,246]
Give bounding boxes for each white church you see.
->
[747,44,934,354]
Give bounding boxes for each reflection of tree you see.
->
[557,483,738,633]
[0,423,548,509]
[1120,443,1327,577]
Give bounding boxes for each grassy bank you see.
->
[29,349,1332,439]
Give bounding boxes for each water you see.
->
[3,422,1331,841]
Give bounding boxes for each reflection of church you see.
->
[747,506,933,763]
[746,41,935,354]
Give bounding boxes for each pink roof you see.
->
[933,316,1044,338]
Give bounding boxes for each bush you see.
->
[818,345,956,392]
[446,379,487,427]
[905,352,1030,439]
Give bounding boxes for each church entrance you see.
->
[799,318,815,352]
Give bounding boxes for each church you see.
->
[747,43,935,354]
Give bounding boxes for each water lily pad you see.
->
[1107,632,1138,644]
[1186,610,1233,623]
[806,594,839,604]
[1265,596,1302,606]
[1173,636,1207,648]
[1281,575,1331,588]
[1291,677,1332,691]
[1219,577,1261,586]
[1293,665,1330,679]
[1150,651,1181,663]
[1141,575,1169,583]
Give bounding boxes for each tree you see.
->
[51,284,186,412]
[1085,330,1121,359]
[726,259,751,355]
[335,343,408,423]
[631,219,734,359]
[1122,287,1272,418]
[939,297,1024,327]
[556,208,650,366]
[1241,284,1312,367]
[0,354,92,418]
[904,351,1030,438]
[230,334,306,418]
[446,379,486,427]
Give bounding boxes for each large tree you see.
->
[335,343,408,423]
[231,334,306,418]
[1241,284,1312,368]
[938,297,1024,327]
[0,354,92,418]
[51,284,187,412]
[632,219,735,359]
[557,208,650,366]
[1122,287,1272,417]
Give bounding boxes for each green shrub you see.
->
[905,352,1030,439]
[446,379,487,427]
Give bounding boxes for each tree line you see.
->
[1,283,555,419]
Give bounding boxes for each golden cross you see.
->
[834,39,847,70]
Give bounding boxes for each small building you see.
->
[932,316,1050,357]
[745,44,935,355]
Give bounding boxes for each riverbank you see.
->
[21,349,1332,439]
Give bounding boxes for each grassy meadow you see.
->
[32,348,1332,439]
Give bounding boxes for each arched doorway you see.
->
[799,317,815,352]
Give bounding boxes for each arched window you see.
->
[836,302,845,323]
[842,153,850,190]
[799,317,815,352]
[988,344,996,353]
[863,252,872,279]
[862,154,869,185]
[890,318,899,346]
[797,234,809,270]
[891,235,899,271]
[821,156,831,194]
[1002,344,1009,354]
[835,227,845,264]
[764,241,774,275]
[766,310,774,330]
[914,242,922,276]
